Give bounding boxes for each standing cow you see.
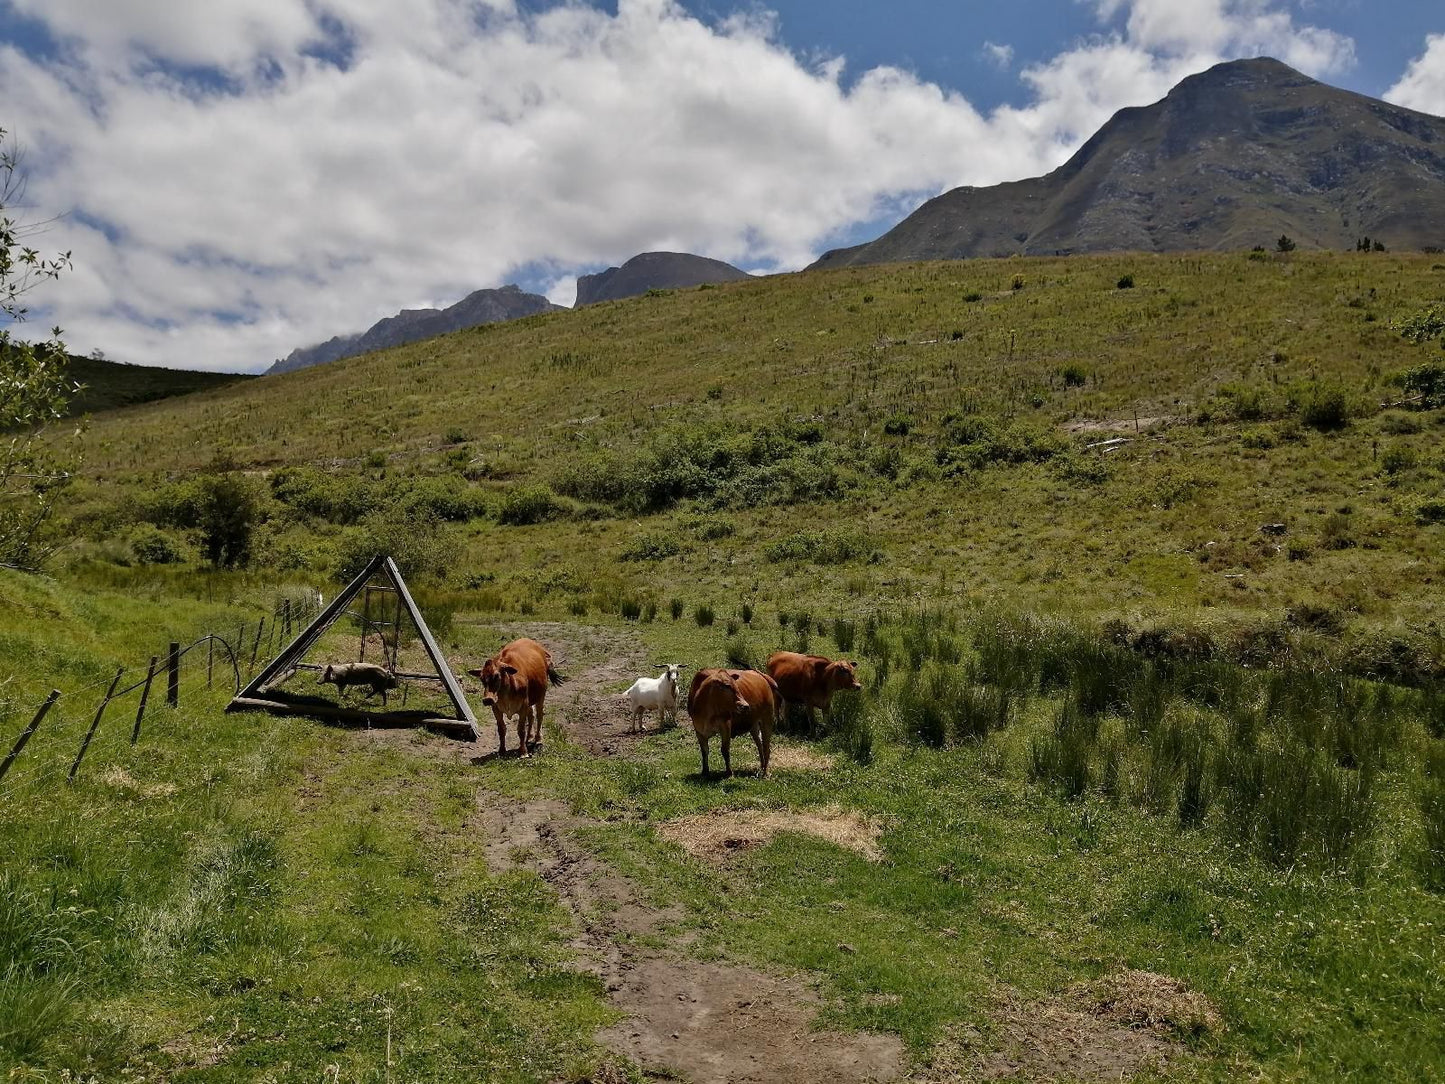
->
[728,669,780,778]
[686,669,751,779]
[468,638,565,758]
[686,668,778,778]
[766,651,862,733]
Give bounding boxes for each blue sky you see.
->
[1,0,1442,372]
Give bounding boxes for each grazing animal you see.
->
[624,664,683,734]
[318,662,399,706]
[727,669,779,777]
[766,651,862,732]
[467,638,564,758]
[686,668,777,778]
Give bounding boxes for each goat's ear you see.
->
[465,667,482,678]
[500,664,519,676]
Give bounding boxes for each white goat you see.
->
[624,664,682,734]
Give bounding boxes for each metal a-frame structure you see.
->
[227,556,478,740]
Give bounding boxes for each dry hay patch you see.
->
[99,765,178,799]
[918,971,1220,1082]
[767,744,837,773]
[659,805,882,863]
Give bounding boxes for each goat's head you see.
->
[318,664,335,686]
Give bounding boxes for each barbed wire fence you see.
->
[0,589,323,809]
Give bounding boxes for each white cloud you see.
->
[982,42,1014,69]
[0,0,1359,372]
[1386,33,1445,116]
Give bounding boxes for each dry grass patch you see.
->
[767,744,837,773]
[917,971,1220,1082]
[658,804,882,863]
[99,764,179,799]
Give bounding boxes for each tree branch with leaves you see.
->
[1,125,83,570]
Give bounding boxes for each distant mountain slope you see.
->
[267,285,562,375]
[61,354,253,415]
[575,251,751,305]
[811,57,1445,269]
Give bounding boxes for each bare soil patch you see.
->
[917,970,1219,1083]
[658,805,883,863]
[478,793,903,1084]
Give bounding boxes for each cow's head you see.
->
[467,658,517,707]
[825,659,862,693]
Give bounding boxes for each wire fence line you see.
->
[0,589,323,805]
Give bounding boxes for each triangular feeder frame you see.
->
[227,555,478,741]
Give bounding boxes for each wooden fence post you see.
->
[69,668,124,784]
[166,642,180,708]
[283,598,292,638]
[0,690,61,784]
[250,620,265,670]
[132,655,158,744]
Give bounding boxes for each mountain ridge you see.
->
[574,251,750,305]
[266,284,562,375]
[810,57,1445,269]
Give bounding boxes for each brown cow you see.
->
[728,669,780,778]
[687,668,755,779]
[467,638,565,758]
[766,651,862,732]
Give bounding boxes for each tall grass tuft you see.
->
[1030,699,1096,799]
[832,617,857,653]
[828,690,873,764]
[1417,743,1445,891]
[693,603,715,627]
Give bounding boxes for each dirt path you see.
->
[460,622,902,1083]
[477,790,903,1083]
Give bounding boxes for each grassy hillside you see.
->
[7,253,1445,1079]
[64,252,1445,668]
[62,353,253,416]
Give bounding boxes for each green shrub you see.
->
[963,290,983,302]
[740,602,754,625]
[1399,307,1445,345]
[1292,381,1350,431]
[1060,364,1087,388]
[764,529,876,565]
[621,531,682,561]
[334,512,457,584]
[1116,274,1135,289]
[130,524,187,564]
[620,598,642,621]
[694,603,715,627]
[669,598,684,620]
[496,484,564,526]
[197,474,261,568]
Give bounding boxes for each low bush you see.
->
[764,529,876,565]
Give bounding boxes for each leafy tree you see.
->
[1276,234,1297,253]
[198,474,260,568]
[1,126,80,570]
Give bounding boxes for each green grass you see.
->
[61,353,253,417]
[51,252,1445,685]
[8,251,1445,1079]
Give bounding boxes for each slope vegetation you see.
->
[68,251,1445,664]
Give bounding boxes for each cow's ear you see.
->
[500,664,519,676]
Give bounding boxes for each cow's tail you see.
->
[547,665,566,687]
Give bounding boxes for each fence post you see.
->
[166,642,180,708]
[251,619,265,670]
[0,690,61,784]
[283,598,292,638]
[132,655,158,745]
[69,668,124,784]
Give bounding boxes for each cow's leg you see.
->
[697,733,710,778]
[492,705,507,757]
[518,708,533,759]
[721,732,733,778]
[533,693,546,750]
[754,722,771,778]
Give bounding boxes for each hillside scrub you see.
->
[51,252,1445,642]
